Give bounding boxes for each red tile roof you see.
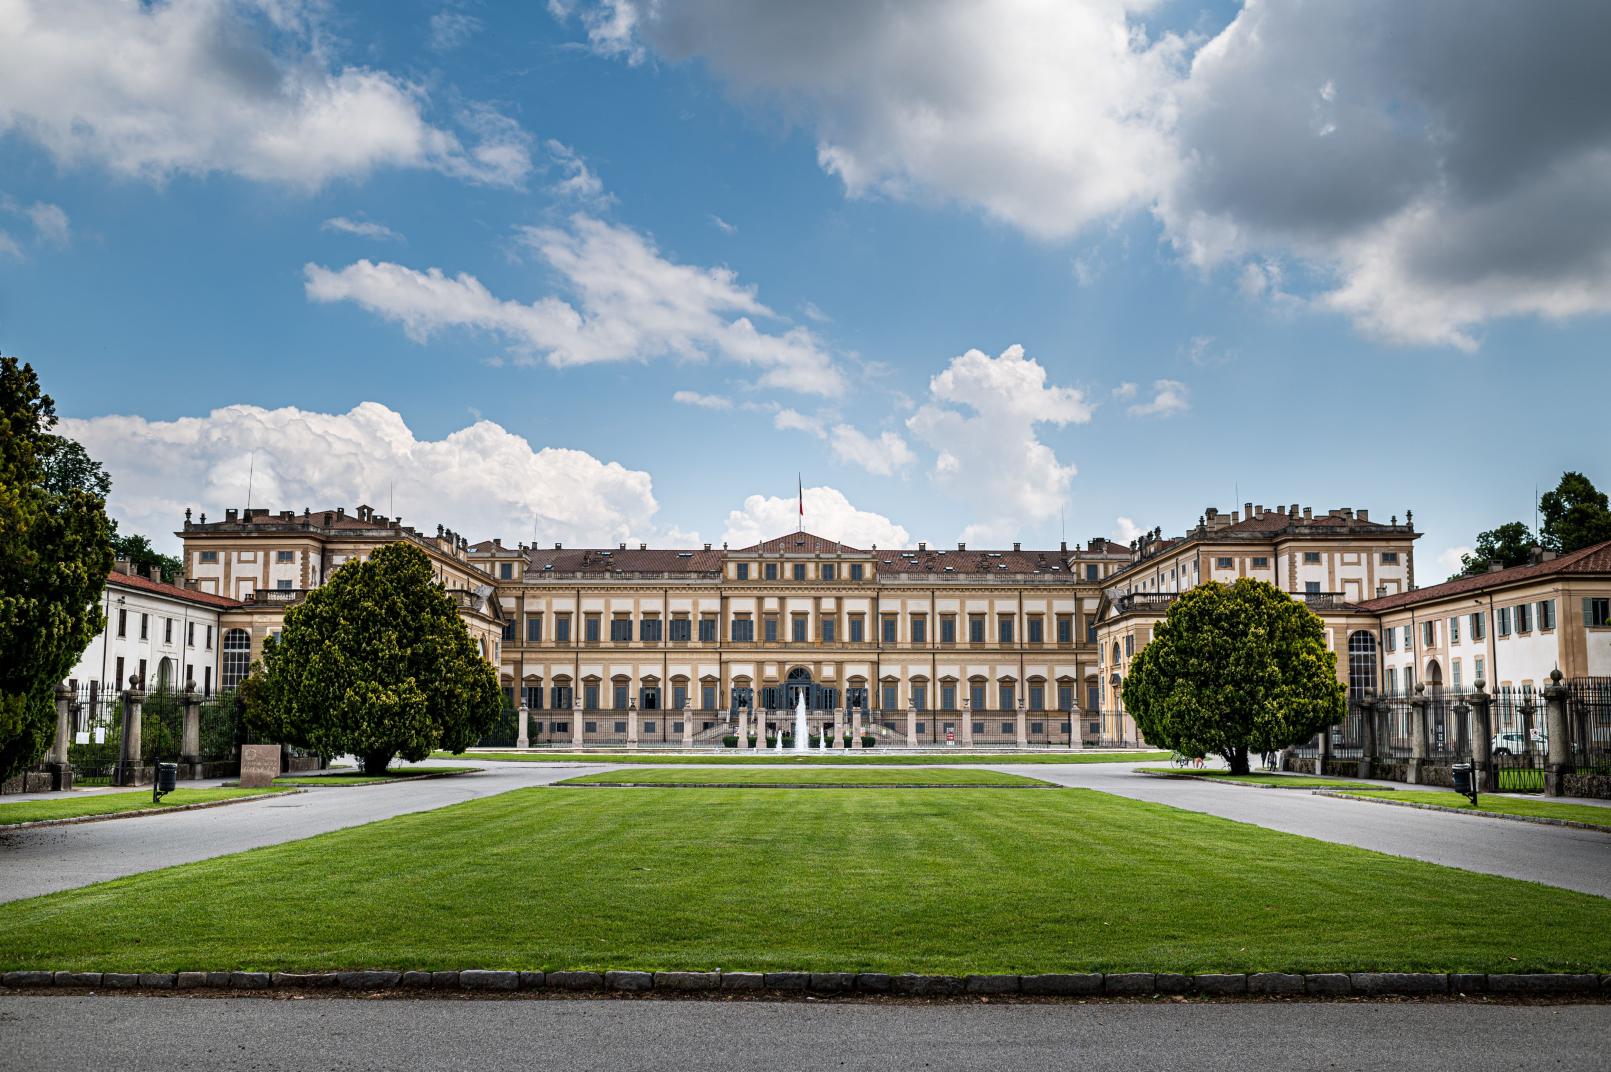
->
[107,570,242,609]
[525,548,725,575]
[876,547,1074,576]
[1357,539,1611,612]
[735,532,866,553]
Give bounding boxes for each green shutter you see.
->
[1586,598,1595,626]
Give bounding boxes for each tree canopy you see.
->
[1457,521,1535,578]
[256,541,501,772]
[109,528,183,584]
[0,356,114,780]
[1539,471,1611,555]
[1120,579,1346,774]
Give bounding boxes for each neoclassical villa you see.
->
[57,499,1611,749]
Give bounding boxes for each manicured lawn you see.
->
[1135,769,1384,790]
[439,750,1171,766]
[1337,790,1611,829]
[0,788,293,827]
[559,767,1049,787]
[274,766,478,787]
[2,788,1607,974]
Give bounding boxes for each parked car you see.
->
[1491,730,1547,756]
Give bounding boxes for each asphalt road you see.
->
[998,762,1611,899]
[0,763,600,903]
[1,996,1606,1072]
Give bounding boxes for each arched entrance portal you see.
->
[762,667,838,711]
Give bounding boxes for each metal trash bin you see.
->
[154,761,178,802]
[1450,762,1476,806]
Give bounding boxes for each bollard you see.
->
[1543,670,1572,798]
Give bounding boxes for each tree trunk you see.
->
[1224,745,1250,774]
[359,749,393,775]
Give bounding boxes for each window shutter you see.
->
[1586,597,1596,625]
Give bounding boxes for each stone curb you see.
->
[0,789,307,832]
[7,970,1607,998]
[269,769,482,790]
[1134,771,1396,792]
[1313,791,1611,834]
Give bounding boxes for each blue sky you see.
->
[4,1,1608,574]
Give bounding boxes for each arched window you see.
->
[221,629,251,691]
[1347,630,1378,701]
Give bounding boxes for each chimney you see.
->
[114,557,133,575]
[1376,585,1386,598]
[1061,540,1069,554]
[554,542,562,549]
[918,541,927,551]
[619,542,627,550]
[336,507,345,517]
[1230,511,1240,524]
[1244,501,1253,517]
[1302,507,1312,520]
[957,541,966,550]
[1255,504,1264,516]
[1013,542,1021,552]
[1487,561,1504,573]
[639,542,647,551]
[225,508,238,522]
[1357,508,1369,522]
[1276,505,1286,515]
[1289,503,1299,516]
[703,543,712,551]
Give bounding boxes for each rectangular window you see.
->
[643,721,657,734]
[613,684,629,710]
[205,625,213,650]
[115,656,125,691]
[1306,581,1321,594]
[1474,655,1484,681]
[1029,685,1045,710]
[732,618,754,642]
[1086,564,1099,581]
[882,684,898,710]
[1452,659,1462,690]
[792,616,808,643]
[1303,551,1322,564]
[820,618,836,643]
[1057,614,1073,644]
[199,550,218,563]
[527,616,543,643]
[849,564,864,581]
[849,616,865,643]
[698,616,717,642]
[999,683,1015,709]
[1216,557,1233,569]
[499,562,513,580]
[669,618,691,642]
[764,563,778,580]
[1449,617,1459,645]
[139,613,148,640]
[911,615,927,643]
[939,684,956,710]
[117,608,127,637]
[1057,685,1073,711]
[1086,620,1097,643]
[968,615,985,643]
[1470,611,1485,640]
[1124,634,1134,658]
[276,550,294,563]
[702,684,718,709]
[1422,621,1435,647]
[502,620,517,643]
[186,622,195,647]
[820,564,835,581]
[763,616,779,642]
[1000,722,1013,734]
[1515,602,1531,633]
[609,618,633,642]
[736,563,749,580]
[940,615,957,643]
[584,615,601,642]
[881,616,897,643]
[640,618,663,642]
[1381,551,1399,564]
[1539,599,1555,630]
[276,579,293,590]
[972,721,985,735]
[969,683,987,710]
[1586,598,1611,628]
[911,684,927,710]
[1402,625,1412,648]
[998,616,1014,643]
[555,615,571,643]
[1386,667,1397,695]
[1497,607,1511,636]
[1027,617,1044,643]
[793,563,807,581]
[1251,556,1269,568]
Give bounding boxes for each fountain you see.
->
[794,692,811,753]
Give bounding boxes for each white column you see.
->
[627,698,639,750]
[682,699,694,750]
[851,706,863,749]
[831,707,844,749]
[960,697,974,748]
[516,704,530,749]
[571,696,584,750]
[906,702,918,748]
[737,706,750,751]
[1015,697,1028,749]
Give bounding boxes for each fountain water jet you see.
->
[794,692,810,753]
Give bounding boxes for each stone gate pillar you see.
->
[626,698,639,750]
[118,674,146,786]
[1468,681,1495,792]
[1543,669,1572,798]
[1316,714,1332,775]
[736,706,750,751]
[48,682,74,790]
[572,695,585,750]
[960,698,974,748]
[906,702,918,748]
[181,678,202,767]
[850,706,863,749]
[831,707,844,749]
[1355,692,1376,780]
[682,699,695,750]
[1408,683,1431,784]
[516,705,530,750]
[1069,701,1083,750]
[1015,697,1028,749]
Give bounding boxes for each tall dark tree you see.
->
[109,528,183,583]
[1457,522,1535,577]
[0,356,115,780]
[1121,579,1346,774]
[1539,471,1611,555]
[256,542,501,773]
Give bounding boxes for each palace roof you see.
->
[1357,539,1611,612]
[107,569,243,610]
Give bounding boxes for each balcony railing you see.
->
[1112,592,1181,615]
[246,588,309,605]
[1293,591,1349,611]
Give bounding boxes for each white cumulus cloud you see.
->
[321,216,403,241]
[672,390,732,410]
[906,344,1092,540]
[0,0,532,189]
[59,401,662,553]
[773,409,914,477]
[305,214,845,395]
[1127,379,1189,418]
[720,486,910,548]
